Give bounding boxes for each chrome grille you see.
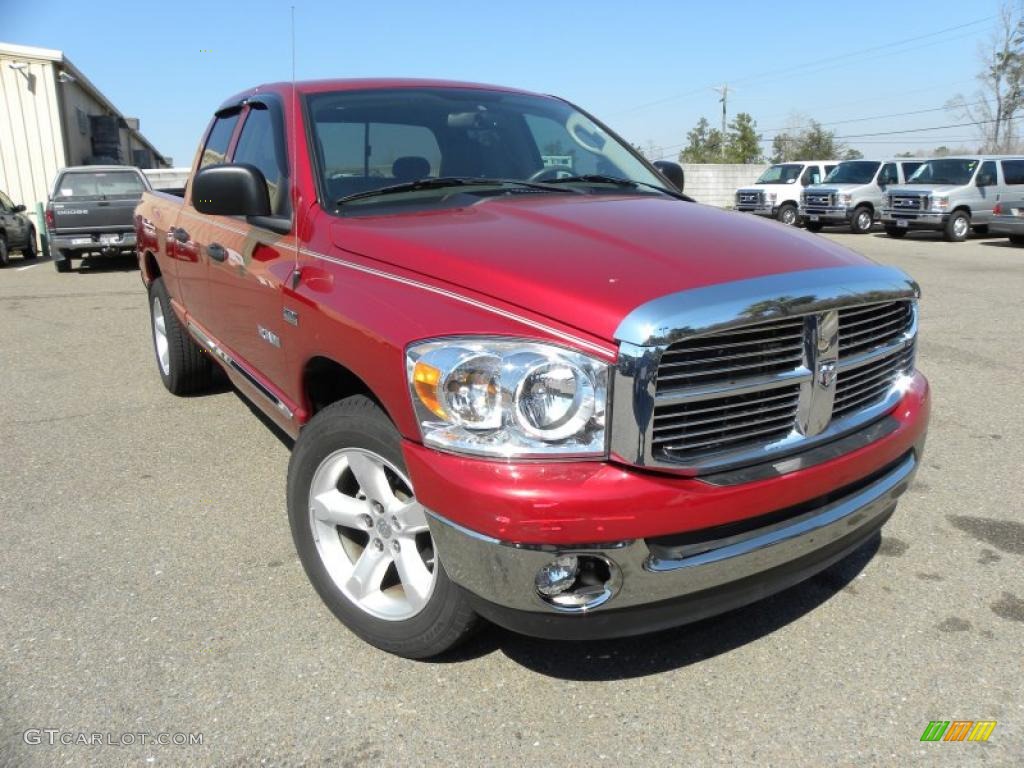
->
[649,300,916,465]
[804,192,834,207]
[653,386,800,456]
[891,194,925,210]
[838,301,913,357]
[737,190,763,207]
[656,316,804,394]
[834,346,915,419]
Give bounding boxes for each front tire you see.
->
[1010,234,1024,245]
[944,210,970,242]
[776,203,798,226]
[287,396,479,658]
[148,277,213,395]
[849,205,873,234]
[0,236,8,267]
[22,229,38,259]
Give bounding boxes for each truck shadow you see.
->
[440,534,879,679]
[75,254,139,272]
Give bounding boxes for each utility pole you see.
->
[713,84,731,161]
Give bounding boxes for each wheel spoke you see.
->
[393,540,433,609]
[393,500,430,534]
[311,489,368,529]
[347,452,398,507]
[345,545,390,600]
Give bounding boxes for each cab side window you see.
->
[801,166,821,186]
[901,161,922,180]
[879,163,898,186]
[199,112,240,169]
[978,160,997,187]
[232,105,291,217]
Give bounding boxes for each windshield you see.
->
[307,88,667,209]
[823,161,881,185]
[907,158,979,186]
[54,171,146,200]
[755,164,803,184]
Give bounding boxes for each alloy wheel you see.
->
[308,448,436,621]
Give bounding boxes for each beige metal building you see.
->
[0,42,170,216]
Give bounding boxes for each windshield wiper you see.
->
[336,177,576,206]
[544,174,686,199]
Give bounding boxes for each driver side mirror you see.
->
[653,160,685,192]
[192,164,271,217]
[12,204,26,213]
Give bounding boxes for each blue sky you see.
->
[4,0,1001,166]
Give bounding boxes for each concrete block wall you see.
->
[681,163,770,208]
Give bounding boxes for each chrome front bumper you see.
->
[801,205,851,222]
[880,211,946,226]
[428,451,918,624]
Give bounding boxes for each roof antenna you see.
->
[290,4,301,289]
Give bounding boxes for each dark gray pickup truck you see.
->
[46,166,150,273]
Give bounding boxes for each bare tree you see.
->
[947,2,1024,153]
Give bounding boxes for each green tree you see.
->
[770,119,849,162]
[724,112,762,163]
[679,117,724,163]
[842,148,864,160]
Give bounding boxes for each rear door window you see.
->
[1001,159,1024,185]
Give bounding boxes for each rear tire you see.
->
[944,210,970,242]
[288,396,479,658]
[1010,234,1024,245]
[0,236,9,267]
[54,250,73,272]
[849,205,873,234]
[148,277,213,395]
[776,203,798,226]
[804,220,824,233]
[885,227,908,239]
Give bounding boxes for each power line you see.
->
[612,16,994,116]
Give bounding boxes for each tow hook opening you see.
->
[534,554,621,612]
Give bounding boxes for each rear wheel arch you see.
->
[142,250,161,284]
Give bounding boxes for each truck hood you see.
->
[737,183,799,192]
[887,184,962,195]
[329,195,872,343]
[806,183,867,193]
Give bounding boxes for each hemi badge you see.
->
[258,325,281,348]
[283,308,299,326]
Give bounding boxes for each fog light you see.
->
[535,555,579,596]
[534,554,622,612]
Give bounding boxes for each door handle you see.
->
[172,227,190,243]
[207,242,228,262]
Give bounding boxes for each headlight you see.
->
[406,338,608,458]
[930,195,949,211]
[838,193,853,206]
[884,194,893,207]
[765,192,777,203]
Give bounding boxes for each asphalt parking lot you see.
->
[1,228,1022,767]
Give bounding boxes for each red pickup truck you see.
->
[135,79,929,658]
